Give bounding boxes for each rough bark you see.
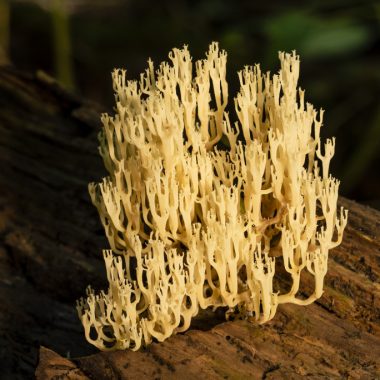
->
[0,67,379,379]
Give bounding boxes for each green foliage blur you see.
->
[4,0,380,208]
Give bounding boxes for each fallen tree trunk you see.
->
[0,67,379,379]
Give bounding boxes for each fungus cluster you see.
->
[77,42,347,351]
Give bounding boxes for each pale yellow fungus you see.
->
[77,42,348,351]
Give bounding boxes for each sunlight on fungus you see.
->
[77,42,348,351]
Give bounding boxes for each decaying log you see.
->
[0,67,379,379]
[0,67,108,379]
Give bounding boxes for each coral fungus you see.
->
[77,42,347,351]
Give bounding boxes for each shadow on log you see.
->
[0,67,379,379]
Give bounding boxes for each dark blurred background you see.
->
[0,0,379,208]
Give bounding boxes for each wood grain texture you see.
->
[0,67,378,379]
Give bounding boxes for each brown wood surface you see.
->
[0,67,379,380]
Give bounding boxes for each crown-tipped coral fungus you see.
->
[77,42,348,351]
